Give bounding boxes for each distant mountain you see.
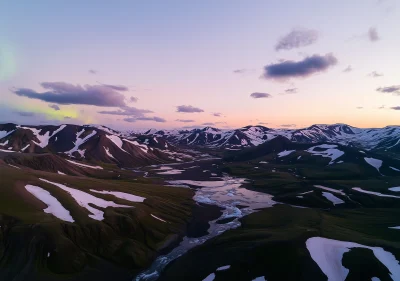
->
[139,124,400,154]
[0,123,195,167]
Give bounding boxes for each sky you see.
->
[0,0,399,130]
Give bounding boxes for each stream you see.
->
[134,162,276,281]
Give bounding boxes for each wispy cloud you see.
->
[202,122,215,126]
[233,69,248,74]
[13,82,128,107]
[343,65,353,73]
[275,28,319,51]
[376,85,400,95]
[356,106,363,109]
[123,116,166,123]
[49,104,60,111]
[89,69,97,74]
[176,105,204,113]
[98,106,153,116]
[212,112,222,117]
[16,111,35,117]
[262,54,337,80]
[279,88,298,95]
[130,96,138,102]
[391,106,400,110]
[176,119,195,123]
[368,27,380,42]
[280,124,296,128]
[368,71,383,77]
[250,92,272,99]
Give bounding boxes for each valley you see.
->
[0,123,399,281]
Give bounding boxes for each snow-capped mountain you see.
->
[0,123,195,167]
[139,124,400,153]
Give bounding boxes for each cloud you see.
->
[343,65,353,73]
[98,106,153,116]
[280,124,296,128]
[130,96,138,102]
[13,82,128,107]
[391,106,400,110]
[250,92,272,99]
[99,83,129,91]
[280,88,298,95]
[89,69,97,74]
[202,122,215,126]
[16,111,35,117]
[378,105,385,109]
[49,104,60,111]
[262,53,337,80]
[212,112,222,117]
[376,85,400,95]
[64,116,72,119]
[275,28,319,51]
[123,116,166,123]
[176,105,204,113]
[176,119,195,123]
[233,69,247,74]
[356,106,363,109]
[368,27,380,42]
[368,71,383,77]
[258,122,269,125]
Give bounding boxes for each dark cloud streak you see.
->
[250,92,272,99]
[262,54,337,80]
[176,105,204,113]
[13,82,128,107]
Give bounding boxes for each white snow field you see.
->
[106,134,129,153]
[352,188,400,199]
[90,189,146,203]
[306,144,344,164]
[364,157,383,172]
[306,237,400,281]
[65,129,97,157]
[321,192,345,205]
[20,125,66,148]
[40,178,132,220]
[277,150,295,158]
[314,185,346,196]
[25,184,74,222]
[66,159,103,169]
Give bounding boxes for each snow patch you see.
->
[90,189,146,202]
[314,185,346,196]
[277,150,295,158]
[306,144,344,165]
[25,184,74,222]
[216,265,230,271]
[40,179,131,221]
[364,157,383,172]
[66,159,103,170]
[151,214,167,223]
[352,187,400,199]
[104,147,116,160]
[306,237,400,281]
[106,135,129,153]
[321,192,345,205]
